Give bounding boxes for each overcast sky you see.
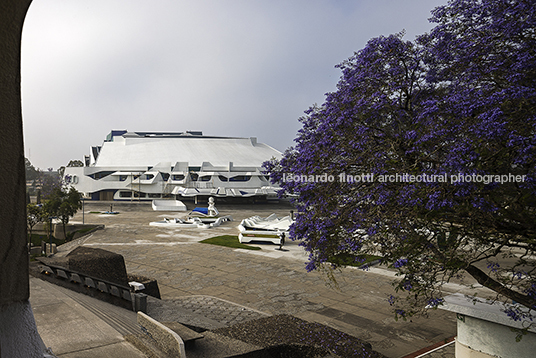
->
[21,0,447,170]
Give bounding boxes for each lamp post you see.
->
[48,216,53,256]
[82,196,85,224]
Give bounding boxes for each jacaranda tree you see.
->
[265,0,536,322]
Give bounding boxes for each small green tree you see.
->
[43,186,82,241]
[58,187,82,241]
[26,203,43,248]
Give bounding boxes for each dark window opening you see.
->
[119,191,132,198]
[89,171,115,180]
[229,175,251,182]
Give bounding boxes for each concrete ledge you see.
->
[440,293,535,333]
[440,293,536,358]
[137,312,186,358]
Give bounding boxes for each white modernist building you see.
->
[64,130,282,201]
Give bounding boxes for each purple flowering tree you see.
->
[265,0,536,322]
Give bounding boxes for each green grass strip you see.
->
[200,235,261,250]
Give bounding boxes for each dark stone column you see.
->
[0,0,33,306]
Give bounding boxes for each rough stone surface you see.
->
[213,314,385,358]
[67,246,129,286]
[128,274,161,298]
[137,311,186,357]
[0,301,44,358]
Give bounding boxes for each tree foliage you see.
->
[25,157,39,181]
[26,203,43,246]
[265,0,536,321]
[67,159,84,167]
[39,168,62,199]
[42,186,82,241]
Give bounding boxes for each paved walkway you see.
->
[39,200,484,357]
[30,277,145,358]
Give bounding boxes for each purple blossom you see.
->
[264,0,536,318]
[402,280,413,291]
[504,307,522,322]
[395,309,406,318]
[487,262,500,273]
[394,259,408,268]
[427,297,444,308]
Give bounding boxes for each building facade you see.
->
[64,130,282,201]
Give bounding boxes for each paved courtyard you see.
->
[57,200,480,357]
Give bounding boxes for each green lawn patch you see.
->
[328,253,381,268]
[76,227,94,234]
[200,235,261,250]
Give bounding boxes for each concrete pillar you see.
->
[440,293,536,358]
[0,0,33,306]
[0,1,45,357]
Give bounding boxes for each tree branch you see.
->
[465,264,536,310]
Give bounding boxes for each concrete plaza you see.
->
[33,200,481,357]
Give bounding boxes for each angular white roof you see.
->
[93,132,282,168]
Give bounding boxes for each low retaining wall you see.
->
[30,261,147,312]
[137,312,186,358]
[31,223,103,241]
